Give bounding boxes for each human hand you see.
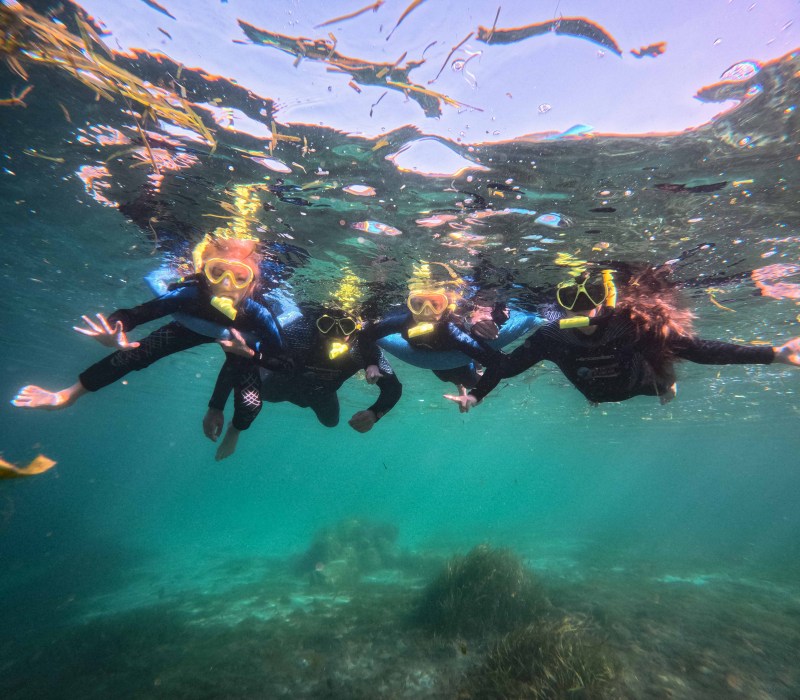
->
[74,313,140,349]
[218,328,254,359]
[365,364,383,384]
[775,337,800,366]
[443,385,478,413]
[203,408,225,442]
[348,409,377,433]
[471,319,500,340]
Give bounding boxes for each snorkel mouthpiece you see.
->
[328,341,349,359]
[407,322,435,338]
[559,316,593,329]
[210,296,238,320]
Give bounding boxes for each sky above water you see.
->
[75,0,799,140]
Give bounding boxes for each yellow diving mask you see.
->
[407,290,452,316]
[556,270,616,311]
[203,258,255,290]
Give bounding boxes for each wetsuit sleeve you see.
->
[245,300,285,356]
[671,336,775,365]
[445,322,500,366]
[107,286,195,332]
[469,332,547,402]
[361,310,411,342]
[367,352,402,419]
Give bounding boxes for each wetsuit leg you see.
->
[309,392,340,427]
[432,363,481,388]
[79,322,210,391]
[230,357,263,431]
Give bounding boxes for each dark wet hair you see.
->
[614,264,696,380]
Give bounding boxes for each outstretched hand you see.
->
[443,385,478,413]
[74,313,139,349]
[218,328,254,359]
[775,337,800,366]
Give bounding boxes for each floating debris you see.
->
[720,60,761,82]
[343,184,377,196]
[630,41,667,58]
[351,220,402,236]
[0,454,57,480]
[250,156,292,173]
[476,16,622,56]
[535,213,572,228]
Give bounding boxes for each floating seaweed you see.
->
[476,16,622,56]
[238,21,477,117]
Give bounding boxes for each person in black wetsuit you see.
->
[446,266,800,412]
[362,262,502,388]
[203,305,403,460]
[13,234,287,411]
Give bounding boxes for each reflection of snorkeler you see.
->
[13,234,287,412]
[446,266,800,412]
[362,262,500,388]
[204,306,402,460]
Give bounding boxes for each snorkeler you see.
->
[361,262,501,388]
[445,266,800,412]
[12,233,288,412]
[203,305,402,460]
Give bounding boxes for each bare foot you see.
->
[215,424,240,461]
[12,382,86,410]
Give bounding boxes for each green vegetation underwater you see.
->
[1,0,800,697]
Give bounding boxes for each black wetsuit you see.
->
[209,315,402,430]
[362,309,498,387]
[79,281,285,392]
[470,312,776,404]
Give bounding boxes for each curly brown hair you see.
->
[614,265,695,382]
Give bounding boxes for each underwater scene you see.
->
[1,0,800,697]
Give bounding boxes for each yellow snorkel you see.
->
[210,295,238,320]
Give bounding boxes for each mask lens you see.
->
[316,315,336,334]
[556,284,580,310]
[338,317,358,336]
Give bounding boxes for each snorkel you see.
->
[558,269,617,329]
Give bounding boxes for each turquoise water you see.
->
[2,1,800,697]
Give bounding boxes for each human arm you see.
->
[360,310,412,342]
[444,330,547,411]
[349,352,403,432]
[205,355,238,441]
[671,335,778,365]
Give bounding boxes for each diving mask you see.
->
[556,271,615,312]
[407,290,451,317]
[316,314,361,337]
[203,258,255,290]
